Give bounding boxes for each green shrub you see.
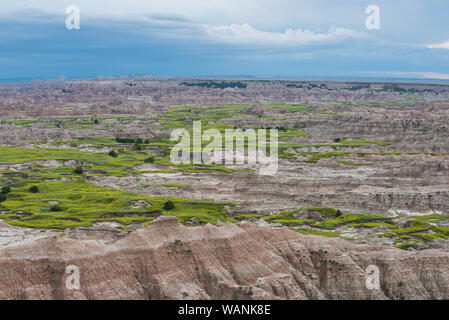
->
[50,205,62,212]
[29,186,39,193]
[144,156,155,163]
[108,150,118,157]
[73,166,84,175]
[0,194,7,203]
[115,137,135,143]
[163,200,175,211]
[1,186,11,194]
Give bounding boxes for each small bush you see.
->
[163,200,175,211]
[336,209,343,217]
[0,194,7,203]
[144,139,150,144]
[144,156,155,163]
[115,137,135,144]
[275,126,287,132]
[334,138,341,143]
[50,205,62,212]
[93,119,99,124]
[1,186,11,194]
[108,150,118,157]
[29,186,39,193]
[73,166,84,175]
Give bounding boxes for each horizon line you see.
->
[1,75,449,86]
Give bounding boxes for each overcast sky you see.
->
[1,0,449,80]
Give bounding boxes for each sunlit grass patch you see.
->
[0,146,147,177]
[315,213,391,230]
[297,228,341,238]
[0,179,235,229]
[346,222,397,229]
[337,160,370,167]
[234,213,263,221]
[338,139,394,147]
[299,152,350,163]
[391,220,429,236]
[157,183,186,188]
[270,218,314,226]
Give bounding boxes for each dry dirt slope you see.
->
[0,216,448,300]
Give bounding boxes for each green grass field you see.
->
[0,179,235,229]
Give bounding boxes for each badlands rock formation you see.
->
[0,216,447,300]
[1,79,449,299]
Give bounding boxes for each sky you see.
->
[0,0,449,80]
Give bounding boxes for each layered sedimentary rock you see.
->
[0,216,447,300]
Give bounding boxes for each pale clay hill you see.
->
[0,216,447,300]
